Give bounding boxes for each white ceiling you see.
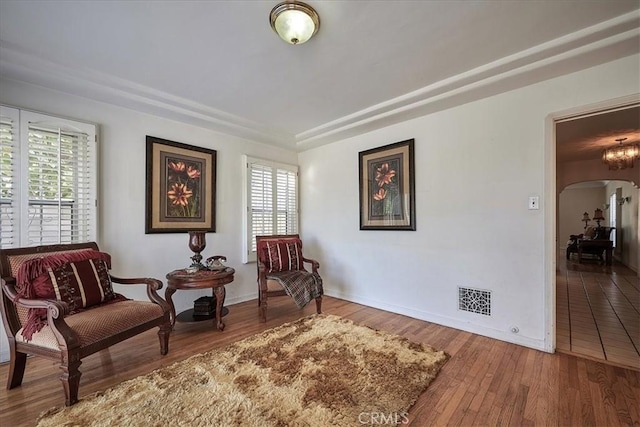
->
[0,1,639,151]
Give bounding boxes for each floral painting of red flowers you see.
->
[359,139,415,230]
[146,136,216,233]
[166,159,201,218]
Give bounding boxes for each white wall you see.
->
[0,77,298,361]
[557,182,640,270]
[299,54,640,351]
[1,54,638,360]
[558,185,606,249]
[605,181,639,272]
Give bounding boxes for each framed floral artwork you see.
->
[359,139,415,230]
[145,136,216,233]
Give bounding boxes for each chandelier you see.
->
[602,137,640,170]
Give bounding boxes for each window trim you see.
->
[609,192,617,248]
[0,106,20,248]
[0,105,98,248]
[242,155,298,263]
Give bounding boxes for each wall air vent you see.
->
[458,287,491,316]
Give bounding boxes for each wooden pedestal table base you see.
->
[165,267,235,331]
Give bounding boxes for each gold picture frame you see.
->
[145,136,216,233]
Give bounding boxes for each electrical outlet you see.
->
[528,196,539,210]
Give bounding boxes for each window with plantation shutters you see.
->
[0,108,18,248]
[0,106,97,249]
[243,156,298,262]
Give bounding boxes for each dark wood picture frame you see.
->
[145,136,216,233]
[359,139,415,230]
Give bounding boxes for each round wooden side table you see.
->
[165,267,235,331]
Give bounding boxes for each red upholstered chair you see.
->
[256,235,323,322]
[0,242,172,406]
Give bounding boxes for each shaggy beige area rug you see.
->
[37,314,448,427]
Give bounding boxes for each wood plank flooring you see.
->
[1,296,639,426]
[557,255,640,370]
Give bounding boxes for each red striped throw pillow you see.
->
[264,241,303,273]
[48,258,117,311]
[16,250,120,341]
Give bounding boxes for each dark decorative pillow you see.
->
[16,250,112,297]
[264,241,303,273]
[48,258,117,311]
[15,250,124,341]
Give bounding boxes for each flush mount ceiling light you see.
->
[270,1,320,45]
[602,137,640,170]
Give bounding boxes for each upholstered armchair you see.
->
[256,235,323,322]
[0,242,172,406]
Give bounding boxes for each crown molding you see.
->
[0,41,295,149]
[295,11,640,150]
[0,11,638,153]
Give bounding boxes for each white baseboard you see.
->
[324,289,549,352]
[225,293,258,306]
[0,290,548,364]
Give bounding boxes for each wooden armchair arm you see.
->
[302,257,320,273]
[109,275,170,311]
[1,278,80,349]
[2,279,70,316]
[110,275,163,290]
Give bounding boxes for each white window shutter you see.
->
[0,109,98,248]
[276,167,297,235]
[250,162,274,251]
[0,106,19,248]
[244,157,298,262]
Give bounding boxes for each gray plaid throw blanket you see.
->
[266,270,323,309]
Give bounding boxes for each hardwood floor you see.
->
[557,254,640,370]
[1,296,639,426]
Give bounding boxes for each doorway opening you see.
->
[553,101,639,369]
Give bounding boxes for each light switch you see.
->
[528,196,539,210]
